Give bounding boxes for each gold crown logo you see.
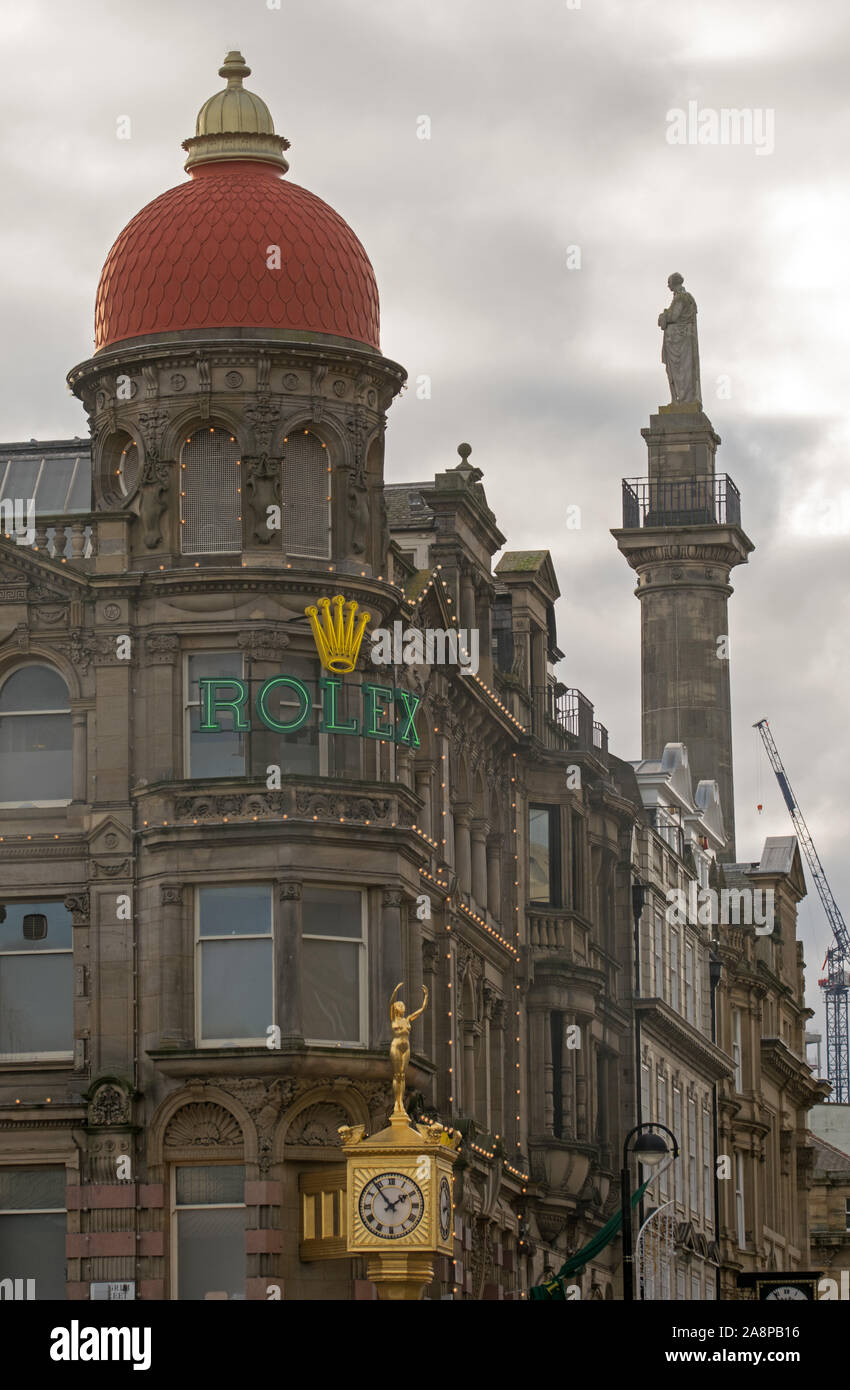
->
[305,595,371,674]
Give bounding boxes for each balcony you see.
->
[621,475,741,529]
[531,685,608,761]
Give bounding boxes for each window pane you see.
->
[188,652,242,687]
[0,1212,66,1299]
[188,654,245,778]
[200,939,272,1040]
[176,1166,244,1206]
[177,1207,245,1300]
[0,1165,66,1210]
[528,807,551,903]
[302,939,360,1041]
[199,885,271,938]
[67,457,92,511]
[0,955,73,1054]
[0,901,73,953]
[34,458,76,512]
[0,712,72,802]
[0,666,70,712]
[302,887,362,939]
[2,458,41,501]
[283,432,329,558]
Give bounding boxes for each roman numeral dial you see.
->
[357,1172,425,1240]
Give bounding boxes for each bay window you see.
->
[301,886,366,1044]
[197,885,273,1044]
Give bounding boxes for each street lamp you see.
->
[621,1122,679,1301]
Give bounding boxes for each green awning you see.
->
[528,1178,650,1301]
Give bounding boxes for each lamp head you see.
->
[633,1132,669,1167]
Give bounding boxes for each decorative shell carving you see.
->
[164,1102,242,1148]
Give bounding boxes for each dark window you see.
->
[529,805,560,906]
[175,1165,245,1300]
[0,1166,66,1299]
[0,902,73,1058]
[282,430,330,559]
[0,666,72,805]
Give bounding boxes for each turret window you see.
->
[282,430,331,558]
[180,428,241,555]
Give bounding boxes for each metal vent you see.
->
[283,432,330,558]
[23,913,48,941]
[180,429,241,554]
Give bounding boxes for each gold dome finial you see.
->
[182,51,291,174]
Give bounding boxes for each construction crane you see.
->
[753,718,849,1102]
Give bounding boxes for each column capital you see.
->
[278,881,302,902]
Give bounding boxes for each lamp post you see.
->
[621,1122,679,1301]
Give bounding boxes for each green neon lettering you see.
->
[361,683,395,740]
[395,688,421,748]
[319,677,360,735]
[199,678,251,732]
[256,676,311,733]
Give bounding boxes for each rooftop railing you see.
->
[621,474,741,529]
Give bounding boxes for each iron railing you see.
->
[532,685,608,760]
[621,475,741,529]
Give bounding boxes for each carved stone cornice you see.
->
[634,997,734,1082]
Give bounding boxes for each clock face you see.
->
[358,1172,425,1240]
[765,1285,809,1300]
[439,1176,452,1241]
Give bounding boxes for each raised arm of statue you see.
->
[407,985,429,1023]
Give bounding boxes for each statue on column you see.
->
[658,273,701,406]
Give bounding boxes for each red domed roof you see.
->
[94,162,380,353]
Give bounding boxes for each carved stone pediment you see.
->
[164,1102,243,1148]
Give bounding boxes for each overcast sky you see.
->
[2,0,848,1042]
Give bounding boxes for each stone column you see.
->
[575,1024,588,1140]
[408,901,424,1012]
[278,882,302,1043]
[159,884,189,1045]
[460,565,477,632]
[463,1026,478,1120]
[543,1010,554,1134]
[490,997,505,1140]
[486,835,503,922]
[453,802,472,895]
[378,890,404,1046]
[471,819,489,911]
[70,707,88,802]
[414,764,434,837]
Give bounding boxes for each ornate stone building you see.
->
[0,54,826,1303]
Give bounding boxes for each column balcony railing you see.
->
[621,475,741,529]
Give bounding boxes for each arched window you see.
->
[0,666,72,805]
[180,427,241,555]
[282,429,331,558]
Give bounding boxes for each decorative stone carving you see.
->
[102,602,121,622]
[294,790,390,823]
[64,893,90,924]
[164,1102,242,1148]
[171,372,187,392]
[279,882,302,902]
[138,457,171,549]
[88,1082,131,1128]
[244,400,280,453]
[145,632,180,664]
[282,372,299,391]
[174,791,285,820]
[237,627,290,661]
[382,889,404,909]
[160,884,183,906]
[141,365,158,400]
[243,455,282,543]
[92,858,131,878]
[287,1102,351,1147]
[224,371,244,390]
